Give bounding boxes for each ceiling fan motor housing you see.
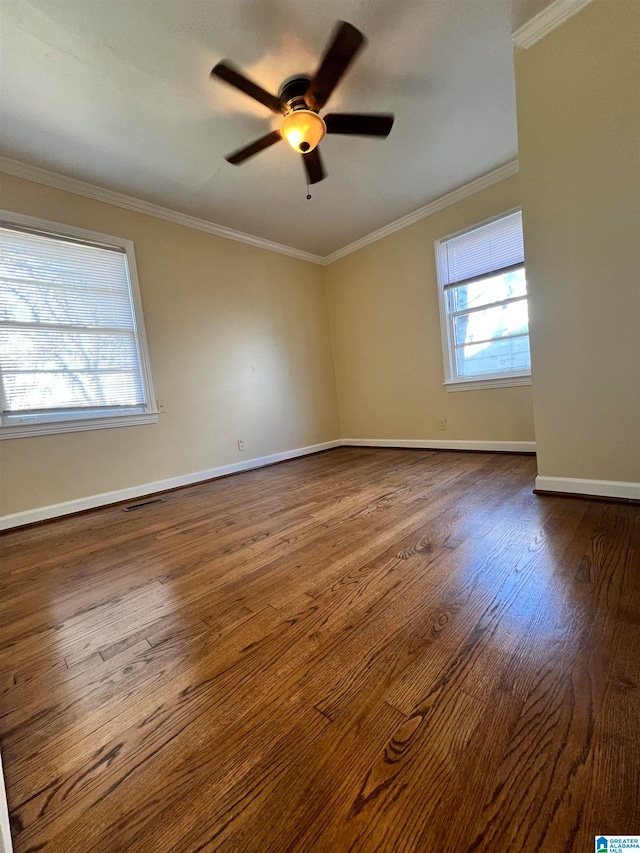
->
[279,76,313,110]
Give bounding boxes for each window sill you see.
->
[444,374,532,393]
[0,411,158,439]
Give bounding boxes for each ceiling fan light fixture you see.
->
[281,109,326,153]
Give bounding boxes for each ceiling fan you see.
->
[210,21,394,186]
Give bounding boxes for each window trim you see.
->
[0,210,158,439]
[434,208,532,392]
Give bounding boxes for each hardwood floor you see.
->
[0,447,638,852]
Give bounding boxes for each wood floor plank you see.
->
[191,700,410,853]
[0,447,637,852]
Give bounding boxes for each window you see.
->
[0,212,157,438]
[435,209,531,391]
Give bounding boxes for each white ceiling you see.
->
[0,0,552,257]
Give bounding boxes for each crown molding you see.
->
[0,155,324,265]
[1,155,520,267]
[512,0,595,49]
[321,160,519,265]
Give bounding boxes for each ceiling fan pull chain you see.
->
[306,179,312,200]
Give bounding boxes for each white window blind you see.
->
[435,210,531,390]
[438,210,524,286]
[0,219,156,433]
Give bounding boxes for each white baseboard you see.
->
[0,440,341,531]
[341,438,536,453]
[0,752,11,853]
[535,476,640,501]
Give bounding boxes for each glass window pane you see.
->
[1,280,135,328]
[454,298,529,347]
[0,328,144,411]
[450,268,527,312]
[0,328,141,372]
[456,336,531,377]
[2,370,144,411]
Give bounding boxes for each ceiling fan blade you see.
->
[225,130,282,165]
[305,21,365,111]
[211,62,287,114]
[324,113,394,137]
[302,148,326,184]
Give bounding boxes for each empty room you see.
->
[0,0,638,851]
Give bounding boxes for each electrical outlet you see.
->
[438,418,447,431]
[237,439,245,451]
[157,399,167,413]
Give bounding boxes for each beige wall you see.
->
[324,173,535,443]
[515,0,640,485]
[0,173,340,516]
